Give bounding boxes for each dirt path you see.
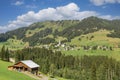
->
[9,58,15,63]
[22,72,49,80]
[39,74,49,80]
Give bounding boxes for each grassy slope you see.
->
[25,21,79,38]
[0,60,35,80]
[70,29,120,46]
[62,49,120,61]
[63,30,120,61]
[0,39,29,50]
[0,60,68,80]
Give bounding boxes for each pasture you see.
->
[0,60,35,80]
[62,48,120,61]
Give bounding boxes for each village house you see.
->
[8,60,40,75]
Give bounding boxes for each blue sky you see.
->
[0,0,120,33]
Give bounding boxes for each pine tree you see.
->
[90,63,97,80]
[49,64,56,75]
[1,45,5,60]
[15,51,21,62]
[6,48,9,61]
[96,64,106,80]
[0,50,1,59]
[81,69,88,80]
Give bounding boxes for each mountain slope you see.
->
[0,16,120,47]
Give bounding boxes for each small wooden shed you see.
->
[8,60,40,75]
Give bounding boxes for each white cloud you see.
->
[90,0,120,6]
[13,1,24,6]
[0,3,120,33]
[99,15,120,20]
[0,26,8,33]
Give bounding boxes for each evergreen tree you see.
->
[90,63,97,80]
[14,47,120,80]
[1,45,5,60]
[49,64,56,76]
[15,51,21,62]
[0,51,1,59]
[81,69,88,80]
[6,48,9,61]
[96,64,106,80]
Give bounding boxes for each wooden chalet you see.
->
[8,60,40,75]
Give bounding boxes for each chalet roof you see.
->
[21,60,40,68]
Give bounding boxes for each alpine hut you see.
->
[8,60,40,75]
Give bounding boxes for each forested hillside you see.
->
[14,47,120,80]
[0,16,120,46]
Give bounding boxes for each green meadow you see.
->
[0,38,29,50]
[70,30,120,46]
[62,48,120,61]
[0,60,35,80]
[62,30,120,61]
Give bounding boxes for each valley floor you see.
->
[62,48,120,61]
